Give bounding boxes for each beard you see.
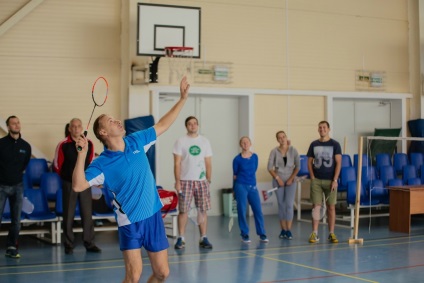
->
[9,129,20,135]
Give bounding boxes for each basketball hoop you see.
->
[164,46,193,84]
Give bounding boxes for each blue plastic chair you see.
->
[375,153,392,174]
[347,180,377,206]
[368,179,387,205]
[393,153,409,176]
[40,172,62,202]
[379,165,396,187]
[402,165,417,185]
[361,166,377,187]
[407,178,421,185]
[297,155,310,178]
[25,158,49,188]
[339,166,356,192]
[409,153,423,177]
[341,154,353,168]
[354,154,370,174]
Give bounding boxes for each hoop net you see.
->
[164,46,193,84]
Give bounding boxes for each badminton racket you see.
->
[311,193,330,221]
[77,76,109,151]
[261,187,278,202]
[188,203,205,225]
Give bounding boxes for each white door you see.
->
[156,94,240,215]
[333,99,392,157]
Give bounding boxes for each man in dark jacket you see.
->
[0,115,31,258]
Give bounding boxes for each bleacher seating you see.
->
[1,159,179,241]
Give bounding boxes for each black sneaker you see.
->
[86,245,102,253]
[199,237,213,249]
[65,247,74,255]
[5,247,20,258]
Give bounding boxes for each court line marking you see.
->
[1,235,423,277]
[243,251,378,283]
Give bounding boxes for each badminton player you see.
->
[73,77,190,282]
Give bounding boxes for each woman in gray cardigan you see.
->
[267,131,300,239]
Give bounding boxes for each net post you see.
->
[349,136,364,244]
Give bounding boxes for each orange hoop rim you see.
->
[164,46,194,52]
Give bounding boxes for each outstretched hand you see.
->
[180,76,190,99]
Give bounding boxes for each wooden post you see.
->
[343,136,347,154]
[348,136,364,244]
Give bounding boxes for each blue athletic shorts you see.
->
[118,210,169,252]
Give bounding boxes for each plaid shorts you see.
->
[178,180,211,212]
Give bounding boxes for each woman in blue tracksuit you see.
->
[232,136,268,243]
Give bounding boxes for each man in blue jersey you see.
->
[307,121,342,244]
[72,77,190,283]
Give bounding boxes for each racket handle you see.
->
[77,131,88,152]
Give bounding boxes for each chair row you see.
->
[356,152,424,176]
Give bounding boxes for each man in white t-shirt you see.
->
[173,116,213,249]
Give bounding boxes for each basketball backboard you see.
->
[137,3,201,58]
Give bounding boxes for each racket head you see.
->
[311,206,325,220]
[91,76,108,107]
[91,186,103,200]
[311,193,328,220]
[22,197,34,214]
[188,205,205,225]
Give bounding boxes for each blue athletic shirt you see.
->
[85,127,162,227]
[232,153,258,186]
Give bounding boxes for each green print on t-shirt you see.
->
[189,145,201,156]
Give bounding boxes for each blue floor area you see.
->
[1,213,424,282]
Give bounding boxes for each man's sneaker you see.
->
[285,230,293,240]
[328,233,339,243]
[241,234,251,243]
[309,232,319,243]
[259,235,269,243]
[5,247,20,258]
[174,237,185,249]
[279,230,286,239]
[199,237,213,249]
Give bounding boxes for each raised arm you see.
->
[72,135,91,192]
[154,76,190,137]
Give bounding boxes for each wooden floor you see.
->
[1,212,424,282]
